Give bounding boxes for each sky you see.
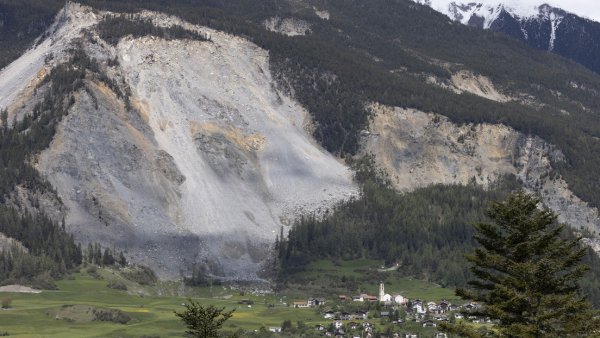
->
[424,0,600,22]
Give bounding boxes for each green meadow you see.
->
[0,261,457,337]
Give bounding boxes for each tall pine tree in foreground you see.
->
[174,299,235,338]
[441,191,600,337]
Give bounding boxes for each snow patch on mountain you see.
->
[413,0,541,26]
[548,11,564,51]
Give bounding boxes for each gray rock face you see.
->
[23,5,357,280]
[363,104,600,235]
[2,3,599,280]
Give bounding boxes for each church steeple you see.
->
[379,281,385,302]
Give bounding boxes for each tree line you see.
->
[0,45,128,287]
[97,14,210,46]
[277,156,600,307]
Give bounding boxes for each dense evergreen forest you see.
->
[276,156,600,307]
[97,15,208,46]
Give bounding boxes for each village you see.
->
[273,282,491,338]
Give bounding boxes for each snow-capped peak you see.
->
[412,1,567,28]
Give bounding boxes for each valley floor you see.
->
[0,262,458,337]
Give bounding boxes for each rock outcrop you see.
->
[1,4,357,280]
[363,103,600,234]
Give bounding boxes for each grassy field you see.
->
[0,267,324,337]
[0,261,457,337]
[280,259,459,302]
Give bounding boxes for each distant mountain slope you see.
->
[0,3,357,279]
[2,0,600,283]
[413,0,600,74]
[0,0,64,70]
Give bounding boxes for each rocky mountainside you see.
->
[413,0,600,74]
[0,3,357,280]
[1,0,600,283]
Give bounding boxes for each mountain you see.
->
[0,3,357,280]
[413,0,600,74]
[1,0,600,285]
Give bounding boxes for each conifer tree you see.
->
[174,299,235,338]
[441,191,600,337]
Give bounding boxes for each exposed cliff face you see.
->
[427,70,512,103]
[363,104,600,234]
[1,4,357,280]
[2,3,599,281]
[263,17,312,36]
[0,232,26,253]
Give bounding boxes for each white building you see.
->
[393,294,406,304]
[378,282,392,302]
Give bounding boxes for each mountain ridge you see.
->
[1,0,600,283]
[412,0,600,74]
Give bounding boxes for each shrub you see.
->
[86,266,103,280]
[107,280,128,291]
[122,266,157,286]
[31,272,58,290]
[92,308,131,324]
[1,297,12,309]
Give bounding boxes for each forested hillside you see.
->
[0,48,116,286]
[277,156,600,307]
[2,0,600,208]
[1,0,600,292]
[63,0,600,211]
[0,0,64,70]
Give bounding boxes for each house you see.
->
[427,301,439,313]
[439,300,450,313]
[315,324,326,331]
[268,327,282,332]
[323,311,335,319]
[364,294,379,302]
[393,294,406,304]
[310,297,326,306]
[380,311,391,317]
[293,300,310,308]
[348,322,359,330]
[404,334,418,338]
[465,302,481,311]
[355,310,368,320]
[334,320,344,329]
[422,320,437,328]
[352,295,364,302]
[339,295,349,301]
[455,313,464,319]
[410,300,426,314]
[435,333,448,338]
